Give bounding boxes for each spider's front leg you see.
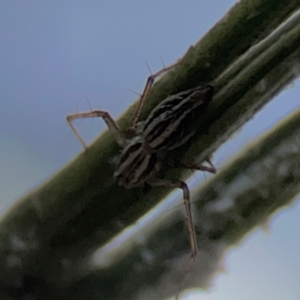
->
[66,110,126,149]
[130,62,179,131]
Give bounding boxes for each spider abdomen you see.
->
[143,85,214,150]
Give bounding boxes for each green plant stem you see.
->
[0,1,300,299]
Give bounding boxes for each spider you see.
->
[67,63,216,260]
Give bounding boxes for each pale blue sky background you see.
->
[0,1,300,299]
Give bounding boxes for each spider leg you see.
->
[149,179,197,261]
[66,110,126,149]
[169,156,217,174]
[188,156,217,174]
[131,62,179,131]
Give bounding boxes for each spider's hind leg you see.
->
[149,179,197,261]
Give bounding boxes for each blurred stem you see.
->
[71,109,300,300]
[0,0,300,299]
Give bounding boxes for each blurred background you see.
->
[0,1,300,299]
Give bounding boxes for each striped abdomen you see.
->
[114,136,158,189]
[142,85,214,150]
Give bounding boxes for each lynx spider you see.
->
[66,63,216,261]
